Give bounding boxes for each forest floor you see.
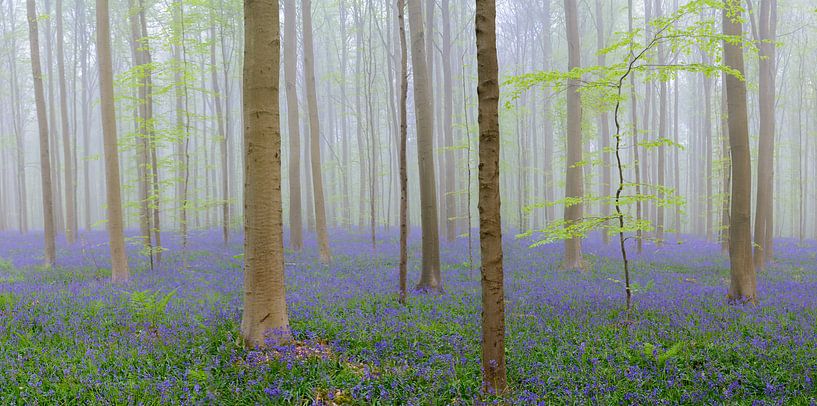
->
[0,229,815,404]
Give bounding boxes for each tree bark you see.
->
[563,0,584,270]
[284,0,303,252]
[302,0,332,263]
[476,0,506,393]
[408,0,442,291]
[240,0,290,347]
[27,0,57,267]
[56,0,77,244]
[96,0,130,282]
[723,0,757,303]
[397,0,409,304]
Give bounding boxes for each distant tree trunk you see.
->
[96,0,130,282]
[475,0,506,394]
[44,0,65,237]
[7,0,28,233]
[139,0,161,261]
[702,51,714,241]
[628,0,643,253]
[750,0,777,271]
[56,0,77,244]
[542,0,555,223]
[563,0,584,270]
[720,72,731,252]
[210,3,229,245]
[129,0,153,264]
[442,0,456,242]
[723,0,756,303]
[408,0,442,291]
[596,0,611,244]
[654,0,666,245]
[397,0,409,304]
[283,0,303,252]
[173,0,190,245]
[240,0,290,347]
[302,0,331,263]
[27,0,57,267]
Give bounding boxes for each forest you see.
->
[0,0,816,403]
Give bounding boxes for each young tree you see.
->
[96,0,130,282]
[563,0,584,270]
[27,0,57,267]
[240,0,291,346]
[723,0,757,302]
[302,0,331,263]
[397,0,409,304]
[476,0,507,393]
[408,0,442,292]
[284,0,303,252]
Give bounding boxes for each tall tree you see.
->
[563,0,584,270]
[397,0,409,304]
[56,0,77,244]
[302,0,331,263]
[723,0,757,302]
[240,0,290,347]
[441,0,456,242]
[284,0,303,252]
[476,0,507,393]
[27,0,57,267]
[210,0,229,245]
[408,0,442,292]
[749,0,777,270]
[96,0,130,282]
[595,0,611,244]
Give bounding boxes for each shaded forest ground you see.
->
[0,230,815,404]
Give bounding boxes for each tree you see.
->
[476,0,507,393]
[302,0,331,264]
[96,0,130,282]
[26,0,57,267]
[240,0,291,347]
[722,0,757,302]
[748,0,777,271]
[56,0,77,245]
[407,0,442,292]
[397,0,409,304]
[284,0,303,252]
[563,0,584,270]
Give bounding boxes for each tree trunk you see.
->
[210,3,229,245]
[408,0,442,291]
[283,0,303,252]
[751,0,777,271]
[302,0,331,263]
[240,0,290,347]
[96,0,130,282]
[7,0,28,233]
[442,0,456,242]
[27,0,57,267]
[56,0,77,244]
[476,0,506,393]
[563,0,584,270]
[723,0,757,303]
[596,0,611,244]
[397,0,409,304]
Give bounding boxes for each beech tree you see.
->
[723,0,757,302]
[476,0,507,393]
[96,0,129,282]
[562,0,584,270]
[26,0,57,267]
[240,0,290,347]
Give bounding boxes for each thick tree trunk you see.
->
[302,0,331,263]
[475,0,506,393]
[27,0,57,267]
[240,0,290,347]
[408,0,442,292]
[720,72,731,252]
[284,0,302,252]
[723,0,757,302]
[96,0,130,282]
[563,0,584,270]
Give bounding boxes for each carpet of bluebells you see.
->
[0,228,816,405]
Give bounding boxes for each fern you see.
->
[127,288,177,325]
